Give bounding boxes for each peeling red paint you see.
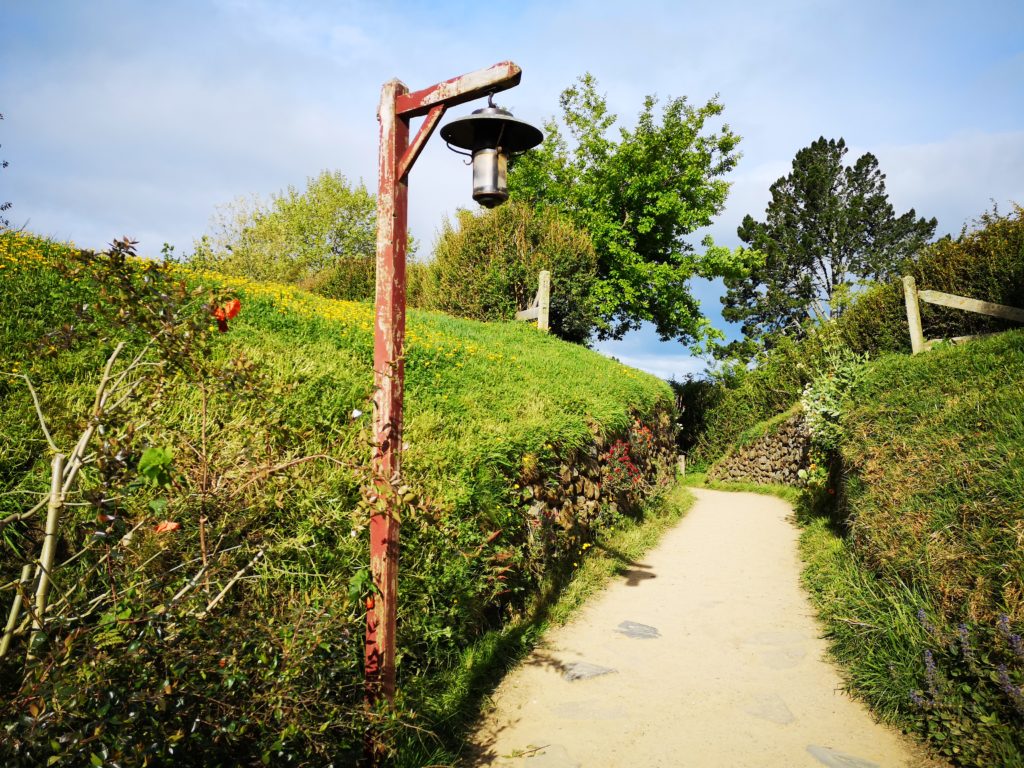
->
[366,63,525,709]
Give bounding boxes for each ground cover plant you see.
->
[0,230,676,765]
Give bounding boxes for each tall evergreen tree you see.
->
[722,137,936,347]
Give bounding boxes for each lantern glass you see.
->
[472,147,508,208]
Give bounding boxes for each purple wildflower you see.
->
[997,614,1024,659]
[923,649,940,701]
[917,608,937,638]
[996,664,1024,717]
[957,623,976,665]
[908,690,928,710]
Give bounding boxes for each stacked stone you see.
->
[707,413,810,486]
[522,408,677,531]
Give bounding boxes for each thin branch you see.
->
[231,455,349,498]
[194,550,265,620]
[0,497,47,530]
[0,373,59,452]
[0,564,33,658]
[29,454,66,655]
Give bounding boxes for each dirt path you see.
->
[468,488,942,768]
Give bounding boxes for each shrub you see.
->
[423,201,599,343]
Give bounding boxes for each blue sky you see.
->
[3,0,1022,380]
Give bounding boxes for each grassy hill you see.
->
[804,329,1023,766]
[0,231,677,765]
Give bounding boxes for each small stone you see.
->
[562,661,617,681]
[615,620,660,639]
[505,744,580,768]
[806,745,880,768]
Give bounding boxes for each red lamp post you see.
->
[367,61,541,704]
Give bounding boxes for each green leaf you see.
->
[348,568,371,604]
[138,446,174,487]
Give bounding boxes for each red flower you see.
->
[211,299,241,332]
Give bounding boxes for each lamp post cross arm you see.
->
[395,61,522,118]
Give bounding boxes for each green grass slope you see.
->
[0,232,676,765]
[807,330,1024,766]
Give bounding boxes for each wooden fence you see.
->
[902,276,1024,354]
[515,270,551,332]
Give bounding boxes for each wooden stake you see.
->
[537,270,551,333]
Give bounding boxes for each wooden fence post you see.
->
[903,276,925,355]
[514,270,551,331]
[537,270,550,332]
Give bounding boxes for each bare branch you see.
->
[230,454,349,498]
[194,550,265,620]
[9,373,59,452]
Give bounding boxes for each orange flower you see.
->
[211,299,241,332]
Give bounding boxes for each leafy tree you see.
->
[1,112,10,230]
[425,201,598,343]
[508,74,751,343]
[722,137,936,348]
[190,170,379,291]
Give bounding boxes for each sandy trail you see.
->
[468,488,941,768]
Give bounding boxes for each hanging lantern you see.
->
[440,96,544,208]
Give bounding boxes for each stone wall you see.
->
[521,409,677,540]
[707,411,810,486]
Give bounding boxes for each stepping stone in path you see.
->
[744,692,796,725]
[806,744,880,768]
[561,661,616,681]
[615,620,659,639]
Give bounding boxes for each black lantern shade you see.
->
[440,103,544,208]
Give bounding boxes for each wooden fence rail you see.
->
[902,275,1024,354]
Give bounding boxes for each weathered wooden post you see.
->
[368,62,540,705]
[514,269,551,332]
[537,269,550,332]
[902,276,925,355]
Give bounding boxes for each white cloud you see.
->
[594,349,707,382]
[869,132,1024,234]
